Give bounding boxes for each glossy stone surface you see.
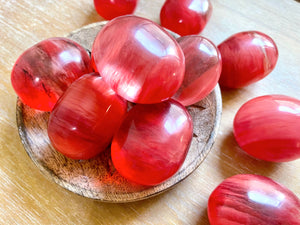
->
[111,99,193,186]
[92,15,185,104]
[218,31,278,88]
[11,37,92,111]
[93,0,138,20]
[233,95,300,162]
[160,0,212,36]
[172,35,222,106]
[48,73,127,160]
[208,174,300,225]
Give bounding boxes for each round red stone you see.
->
[48,73,127,160]
[218,31,278,88]
[172,35,222,106]
[160,0,213,36]
[92,15,185,104]
[208,174,300,225]
[93,0,138,20]
[233,95,300,162]
[111,99,193,186]
[11,37,92,111]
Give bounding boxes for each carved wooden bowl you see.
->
[16,22,222,203]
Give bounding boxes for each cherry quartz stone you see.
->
[218,31,278,88]
[111,99,193,186]
[172,35,222,106]
[208,174,300,225]
[93,0,138,20]
[233,95,300,162]
[48,73,127,160]
[11,37,92,112]
[92,15,185,104]
[160,0,213,36]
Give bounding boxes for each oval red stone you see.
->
[172,35,222,106]
[160,0,213,36]
[208,174,300,225]
[93,0,138,20]
[111,99,193,186]
[11,37,92,111]
[92,15,185,104]
[48,73,127,160]
[233,95,300,162]
[218,31,278,88]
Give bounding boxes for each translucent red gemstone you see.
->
[172,35,222,106]
[11,37,92,111]
[92,15,185,104]
[111,99,193,186]
[218,31,278,88]
[160,0,212,36]
[233,95,300,162]
[48,73,127,160]
[93,0,138,20]
[208,174,300,225]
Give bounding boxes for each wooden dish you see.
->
[16,21,222,203]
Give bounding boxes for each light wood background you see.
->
[1,0,299,224]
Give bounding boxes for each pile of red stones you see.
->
[11,0,300,224]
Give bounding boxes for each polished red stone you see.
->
[11,37,92,111]
[172,35,222,106]
[48,73,127,160]
[233,95,300,162]
[160,0,212,36]
[208,174,300,225]
[93,0,138,20]
[218,31,278,88]
[111,99,193,186]
[92,15,185,104]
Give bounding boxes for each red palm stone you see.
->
[11,37,92,111]
[208,174,300,225]
[160,0,213,36]
[93,0,138,20]
[48,73,127,160]
[111,99,193,186]
[172,35,222,106]
[92,15,185,104]
[233,95,300,162]
[218,31,278,88]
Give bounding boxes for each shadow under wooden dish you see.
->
[16,22,222,203]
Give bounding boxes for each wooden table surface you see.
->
[1,0,300,224]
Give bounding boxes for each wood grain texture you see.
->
[1,0,300,224]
